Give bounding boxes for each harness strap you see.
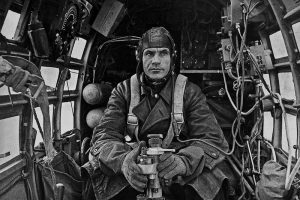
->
[127,74,140,142]
[162,74,187,148]
[173,74,187,136]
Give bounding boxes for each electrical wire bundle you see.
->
[177,1,293,199]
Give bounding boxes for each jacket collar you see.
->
[140,73,173,106]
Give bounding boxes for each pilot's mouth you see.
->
[149,68,162,71]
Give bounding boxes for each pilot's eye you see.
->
[144,51,154,57]
[160,50,169,56]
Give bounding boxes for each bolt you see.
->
[244,168,251,175]
[218,88,225,96]
[152,188,158,193]
[225,45,231,51]
[243,135,250,141]
[257,135,262,140]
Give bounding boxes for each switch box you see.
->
[92,0,126,37]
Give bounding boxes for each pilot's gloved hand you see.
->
[157,152,187,180]
[121,141,148,192]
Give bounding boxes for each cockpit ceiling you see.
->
[89,0,273,39]
[112,0,228,35]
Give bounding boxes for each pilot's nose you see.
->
[152,53,161,65]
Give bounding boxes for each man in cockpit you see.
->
[83,27,233,200]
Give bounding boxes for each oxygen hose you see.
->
[175,133,237,156]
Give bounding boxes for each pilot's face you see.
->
[142,47,171,80]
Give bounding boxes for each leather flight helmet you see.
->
[136,27,176,76]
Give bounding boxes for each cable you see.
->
[175,116,247,156]
[228,31,237,61]
[232,116,246,148]
[273,93,293,190]
[249,115,263,144]
[28,90,44,139]
[221,64,261,116]
[237,153,246,200]
[176,135,235,156]
[248,2,261,15]
[97,36,140,54]
[219,2,282,196]
[264,140,276,162]
[247,50,273,95]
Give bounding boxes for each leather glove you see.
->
[121,141,148,192]
[157,152,187,180]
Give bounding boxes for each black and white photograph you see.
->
[0,0,300,199]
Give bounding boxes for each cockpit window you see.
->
[263,111,273,141]
[40,67,78,91]
[64,69,78,91]
[269,31,288,59]
[71,37,87,60]
[262,74,273,141]
[278,72,296,100]
[33,106,53,147]
[0,86,17,96]
[40,67,59,89]
[32,105,53,146]
[292,22,300,52]
[0,10,20,40]
[0,116,20,165]
[282,114,297,156]
[61,102,74,132]
[33,103,74,147]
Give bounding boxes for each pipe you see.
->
[53,68,69,151]
[74,34,96,129]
